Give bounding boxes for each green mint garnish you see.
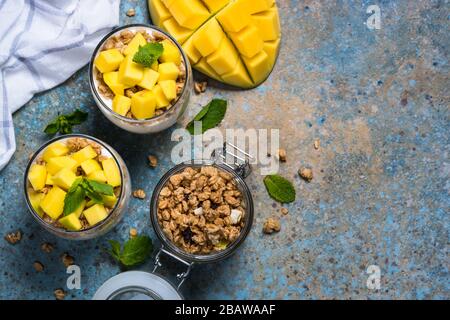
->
[132,42,164,68]
[186,99,227,135]
[63,178,113,215]
[263,174,296,203]
[107,236,153,268]
[44,109,88,135]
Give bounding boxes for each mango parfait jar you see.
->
[89,24,192,134]
[24,135,131,240]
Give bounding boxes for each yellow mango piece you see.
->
[40,186,67,220]
[46,156,78,175]
[192,18,224,57]
[46,174,53,185]
[112,95,132,117]
[206,36,239,75]
[158,62,179,81]
[182,37,202,64]
[103,71,128,96]
[151,61,159,71]
[28,189,45,218]
[87,170,108,183]
[263,38,280,66]
[86,199,96,208]
[251,8,280,41]
[52,168,78,190]
[159,80,177,101]
[94,49,124,73]
[161,0,176,7]
[138,68,160,90]
[221,58,253,88]
[216,0,251,33]
[229,24,263,58]
[167,0,210,29]
[152,84,170,109]
[162,18,193,44]
[242,0,273,14]
[102,158,121,187]
[148,0,171,25]
[42,142,69,162]
[195,58,222,81]
[118,55,145,86]
[202,0,229,13]
[123,32,147,56]
[102,194,118,208]
[58,213,82,231]
[131,90,156,119]
[159,39,181,65]
[81,159,102,175]
[83,204,108,226]
[72,145,97,164]
[242,50,270,84]
[28,164,47,191]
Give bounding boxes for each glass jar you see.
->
[89,24,192,134]
[23,134,131,240]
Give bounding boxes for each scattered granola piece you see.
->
[194,81,207,94]
[54,288,66,300]
[314,139,320,150]
[280,207,289,215]
[126,8,136,17]
[41,242,54,253]
[129,228,138,238]
[278,148,287,162]
[263,217,281,234]
[133,189,146,199]
[148,155,158,168]
[33,261,44,272]
[4,230,22,244]
[299,167,313,182]
[61,253,74,267]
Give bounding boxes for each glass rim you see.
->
[150,160,254,264]
[88,23,191,124]
[23,134,126,236]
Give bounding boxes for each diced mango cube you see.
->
[87,170,108,183]
[167,0,210,29]
[216,1,251,33]
[206,36,239,75]
[162,18,193,44]
[102,158,121,187]
[94,49,124,73]
[112,95,132,117]
[192,18,224,57]
[103,72,125,96]
[221,58,253,88]
[251,8,280,41]
[40,186,67,220]
[138,68,160,90]
[148,0,172,25]
[102,194,118,208]
[158,62,179,81]
[131,90,156,119]
[242,50,271,84]
[52,168,78,190]
[195,58,222,81]
[72,145,97,164]
[118,55,145,86]
[123,32,147,57]
[28,164,47,191]
[46,156,78,175]
[182,37,202,64]
[159,39,181,65]
[46,174,53,185]
[159,80,177,101]
[58,213,82,231]
[28,189,45,218]
[242,0,273,14]
[81,159,102,175]
[151,61,159,71]
[202,0,229,13]
[152,84,170,109]
[83,204,108,226]
[229,24,263,58]
[42,142,69,162]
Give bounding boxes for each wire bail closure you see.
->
[152,247,194,290]
[211,142,253,179]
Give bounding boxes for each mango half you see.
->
[148,0,281,88]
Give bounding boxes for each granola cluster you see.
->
[157,166,246,254]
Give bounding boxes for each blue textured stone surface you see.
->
[0,0,449,299]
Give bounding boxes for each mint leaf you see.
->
[63,178,113,214]
[107,236,153,268]
[66,109,88,125]
[44,122,59,134]
[44,109,88,135]
[86,179,114,196]
[263,175,296,203]
[63,184,85,215]
[108,240,121,262]
[186,99,227,135]
[133,43,163,68]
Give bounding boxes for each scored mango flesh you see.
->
[149,0,281,88]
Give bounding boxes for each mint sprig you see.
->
[44,109,88,135]
[63,178,113,215]
[133,42,164,68]
[107,236,153,268]
[186,99,227,135]
[263,175,296,203]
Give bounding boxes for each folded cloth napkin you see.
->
[0,0,120,170]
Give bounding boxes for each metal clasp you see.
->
[152,247,194,290]
[211,142,254,178]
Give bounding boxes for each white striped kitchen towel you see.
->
[0,0,120,170]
